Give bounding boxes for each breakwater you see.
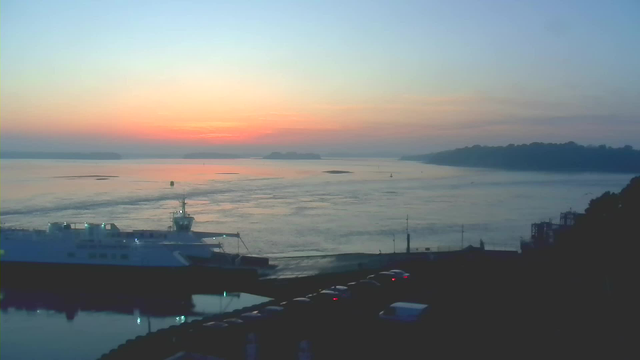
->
[98,248,524,359]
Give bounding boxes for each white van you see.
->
[378,302,430,323]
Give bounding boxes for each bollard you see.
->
[240,307,296,360]
[239,312,264,359]
[298,340,312,360]
[198,321,230,357]
[221,318,250,360]
[279,298,317,360]
[245,332,258,360]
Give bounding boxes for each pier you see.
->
[97,247,527,360]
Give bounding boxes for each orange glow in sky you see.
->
[2,1,639,152]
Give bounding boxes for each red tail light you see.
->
[403,275,408,279]
[391,278,396,281]
[332,297,338,301]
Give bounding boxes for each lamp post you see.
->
[393,234,396,253]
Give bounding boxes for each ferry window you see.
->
[120,254,129,260]
[67,252,75,258]
[99,253,107,259]
[89,253,96,259]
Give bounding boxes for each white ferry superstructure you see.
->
[0,198,270,292]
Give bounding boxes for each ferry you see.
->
[0,198,271,293]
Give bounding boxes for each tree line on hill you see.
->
[522,176,639,354]
[401,142,640,173]
[554,175,639,260]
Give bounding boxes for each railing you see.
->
[434,245,464,252]
[483,243,519,252]
[415,243,518,252]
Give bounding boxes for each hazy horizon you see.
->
[2,0,639,154]
[1,138,639,159]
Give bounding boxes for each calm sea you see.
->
[0,158,635,359]
[0,158,633,254]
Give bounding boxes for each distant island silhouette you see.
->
[323,170,353,174]
[1,151,122,160]
[183,152,246,159]
[401,142,640,173]
[263,152,322,160]
[53,175,119,179]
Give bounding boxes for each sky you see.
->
[2,0,639,155]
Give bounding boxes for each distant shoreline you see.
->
[0,152,122,160]
[323,170,353,174]
[263,152,322,160]
[182,152,246,159]
[401,142,640,174]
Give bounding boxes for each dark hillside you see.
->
[401,142,640,173]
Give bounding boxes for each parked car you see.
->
[347,279,380,289]
[305,292,319,300]
[378,302,430,323]
[387,269,411,280]
[324,285,352,299]
[346,279,386,316]
[316,290,342,303]
[375,302,433,359]
[283,297,312,308]
[280,297,313,314]
[280,297,315,322]
[256,305,285,318]
[347,280,382,299]
[222,318,244,327]
[239,311,263,324]
[367,271,400,285]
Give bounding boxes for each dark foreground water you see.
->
[0,289,270,360]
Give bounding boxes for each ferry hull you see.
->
[0,261,258,294]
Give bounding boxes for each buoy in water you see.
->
[170,181,175,187]
[390,173,393,178]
